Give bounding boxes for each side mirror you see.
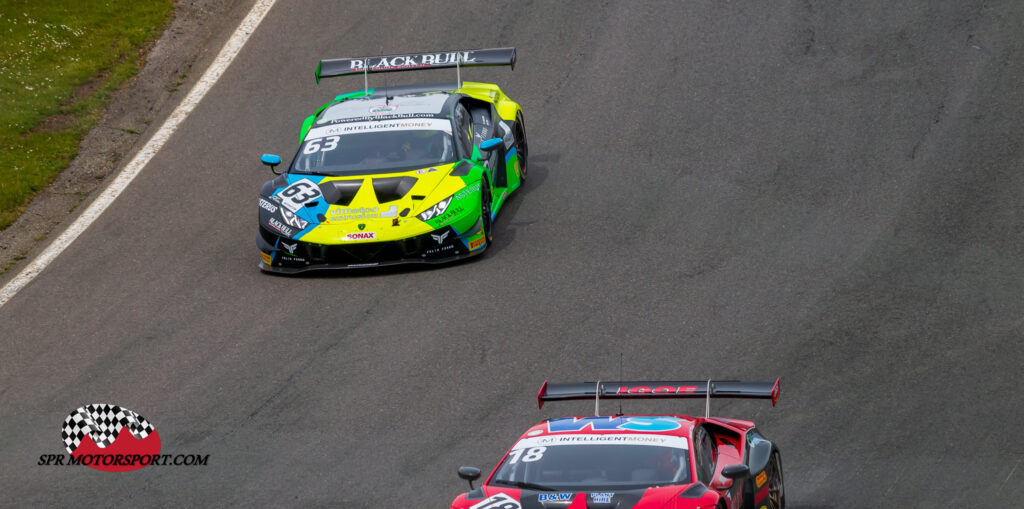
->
[478,137,503,152]
[458,466,482,490]
[721,464,750,480]
[261,153,283,175]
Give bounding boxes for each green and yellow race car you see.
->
[256,48,526,273]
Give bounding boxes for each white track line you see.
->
[0,0,277,309]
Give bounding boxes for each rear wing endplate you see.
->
[315,47,516,84]
[537,379,781,417]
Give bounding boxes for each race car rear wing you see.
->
[537,379,781,417]
[315,47,517,90]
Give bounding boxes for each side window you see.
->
[694,427,717,484]
[453,104,473,157]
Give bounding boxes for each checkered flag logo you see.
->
[62,404,155,454]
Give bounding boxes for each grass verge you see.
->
[0,1,175,230]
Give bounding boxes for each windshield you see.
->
[290,119,455,175]
[491,434,691,491]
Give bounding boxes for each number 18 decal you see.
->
[277,179,322,212]
[505,446,546,464]
[469,493,521,509]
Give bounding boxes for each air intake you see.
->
[371,177,417,203]
[318,180,363,206]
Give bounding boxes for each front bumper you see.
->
[257,222,486,273]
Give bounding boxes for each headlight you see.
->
[280,208,309,229]
[417,196,454,222]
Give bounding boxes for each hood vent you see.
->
[450,160,473,177]
[372,176,417,203]
[318,180,363,206]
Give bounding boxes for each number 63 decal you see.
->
[277,179,322,212]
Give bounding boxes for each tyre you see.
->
[765,451,785,509]
[514,111,528,181]
[480,180,493,243]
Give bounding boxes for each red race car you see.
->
[451,380,784,509]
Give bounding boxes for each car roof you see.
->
[516,415,700,443]
[315,90,454,127]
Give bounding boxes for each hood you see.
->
[259,162,472,243]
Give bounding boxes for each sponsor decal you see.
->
[349,52,478,72]
[276,179,322,213]
[327,205,397,221]
[431,231,449,244]
[468,493,521,509]
[41,404,208,472]
[513,433,689,451]
[756,470,767,488]
[538,493,574,502]
[469,237,485,250]
[546,416,685,433]
[615,385,700,395]
[281,209,309,229]
[424,244,456,255]
[261,252,272,265]
[430,205,464,225]
[305,118,452,139]
[320,112,437,126]
[416,167,438,174]
[454,181,481,201]
[344,232,376,241]
[267,218,295,237]
[258,197,278,213]
[281,242,297,254]
[358,223,366,231]
[392,218,401,226]
[591,493,614,503]
[369,104,397,114]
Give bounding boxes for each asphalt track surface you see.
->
[2,1,1023,506]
